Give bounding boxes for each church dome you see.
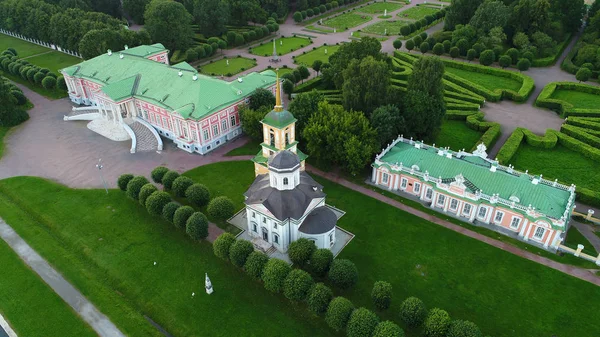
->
[268,150,300,171]
[262,109,296,128]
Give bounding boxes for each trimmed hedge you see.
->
[535,82,600,117]
[465,113,501,152]
[214,233,237,260]
[566,117,600,131]
[244,251,269,280]
[262,258,292,293]
[162,201,180,223]
[146,191,172,217]
[117,174,134,191]
[294,77,323,93]
[532,34,572,67]
[229,239,254,268]
[496,128,558,164]
[561,124,600,148]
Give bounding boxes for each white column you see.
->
[393,175,399,190]
[443,197,449,212]
[469,206,476,222]
[524,223,534,241]
[518,219,529,237]
[543,229,553,248]
[430,190,437,209]
[371,167,377,183]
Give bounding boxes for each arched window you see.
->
[270,130,275,147]
[273,233,279,244]
[285,133,290,146]
[252,222,257,232]
[283,177,289,185]
[261,227,269,242]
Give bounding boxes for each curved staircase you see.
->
[129,121,160,153]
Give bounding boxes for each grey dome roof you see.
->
[298,206,337,234]
[268,150,300,171]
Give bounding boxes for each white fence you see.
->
[558,244,600,266]
[0,29,82,59]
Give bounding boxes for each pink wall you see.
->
[147,52,169,64]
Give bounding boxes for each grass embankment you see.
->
[445,66,522,92]
[435,120,483,151]
[294,45,341,66]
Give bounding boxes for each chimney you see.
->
[124,45,129,50]
[119,53,123,59]
[178,71,183,77]
[107,49,112,56]
[193,74,198,81]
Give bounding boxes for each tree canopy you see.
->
[194,0,230,37]
[145,0,194,51]
[342,56,391,116]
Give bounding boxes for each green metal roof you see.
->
[121,43,167,57]
[61,48,277,120]
[262,109,297,128]
[377,142,571,219]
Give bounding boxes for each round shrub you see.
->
[307,283,333,315]
[506,48,519,64]
[151,166,169,183]
[26,68,37,82]
[229,239,254,268]
[117,174,134,191]
[466,49,477,61]
[373,321,404,337]
[213,233,236,260]
[126,176,149,200]
[186,183,210,207]
[456,38,469,55]
[582,62,595,70]
[419,42,430,53]
[400,25,410,36]
[161,170,180,190]
[442,40,452,52]
[446,320,482,337]
[11,90,26,105]
[328,259,358,290]
[347,307,379,337]
[576,67,592,82]
[283,269,314,301]
[57,76,67,90]
[207,196,235,220]
[42,76,56,89]
[138,183,158,206]
[420,31,428,40]
[173,205,194,229]
[405,39,415,52]
[371,281,392,310]
[262,258,291,293]
[172,175,194,197]
[399,297,427,328]
[423,308,451,337]
[432,42,444,55]
[310,248,333,276]
[498,55,511,68]
[413,35,422,46]
[245,251,269,279]
[393,39,403,50]
[186,212,209,240]
[522,51,534,62]
[288,238,316,266]
[449,46,459,58]
[325,297,354,331]
[479,50,495,66]
[146,191,171,216]
[162,201,180,223]
[517,58,530,71]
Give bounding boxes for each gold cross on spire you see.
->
[274,69,283,112]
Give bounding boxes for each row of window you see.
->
[252,223,280,244]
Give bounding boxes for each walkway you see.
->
[0,219,125,337]
[571,220,600,253]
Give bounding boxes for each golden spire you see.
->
[274,69,283,112]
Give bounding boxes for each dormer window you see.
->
[283,177,289,185]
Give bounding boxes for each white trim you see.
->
[533,226,545,241]
[414,182,421,194]
[462,203,472,216]
[436,194,446,207]
[449,198,459,211]
[477,206,488,220]
[510,216,521,230]
[0,313,18,337]
[494,210,505,224]
[400,178,408,189]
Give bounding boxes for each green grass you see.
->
[323,13,372,30]
[509,143,600,193]
[397,6,439,20]
[0,176,332,337]
[362,20,411,36]
[357,2,403,14]
[25,51,81,74]
[224,139,261,157]
[294,45,341,66]
[564,225,599,257]
[249,37,312,57]
[445,66,522,92]
[0,239,97,337]
[199,57,257,76]
[0,34,52,58]
[550,89,600,109]
[434,120,483,151]
[0,126,9,159]
[305,25,335,33]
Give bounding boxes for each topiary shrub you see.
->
[117,174,134,191]
[310,248,333,276]
[307,283,333,315]
[229,239,254,268]
[432,42,444,55]
[244,251,269,279]
[172,176,194,197]
[151,166,169,183]
[162,201,180,223]
[283,269,314,302]
[42,76,56,89]
[173,205,194,229]
[213,233,236,260]
[498,55,511,68]
[262,258,291,293]
[186,212,209,240]
[161,170,180,190]
[371,281,392,310]
[446,320,482,337]
[423,308,451,337]
[57,76,67,90]
[145,191,172,216]
[325,297,354,331]
[449,46,459,58]
[479,50,495,66]
[288,238,316,267]
[185,183,210,207]
[126,176,149,200]
[576,67,592,82]
[522,51,534,62]
[399,297,427,328]
[328,259,358,290]
[506,48,519,64]
[373,321,404,337]
[139,183,158,206]
[346,307,379,337]
[517,58,530,71]
[11,90,26,105]
[207,196,235,220]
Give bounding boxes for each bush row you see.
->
[465,113,501,152]
[0,49,64,91]
[566,117,600,131]
[560,124,600,150]
[293,0,344,23]
[535,82,600,117]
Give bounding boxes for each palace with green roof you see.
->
[371,137,576,251]
[61,44,277,154]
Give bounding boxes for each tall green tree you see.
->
[469,0,509,34]
[370,105,405,148]
[0,77,29,127]
[123,0,150,24]
[288,90,324,138]
[194,0,230,37]
[444,0,484,30]
[322,37,384,89]
[550,0,584,33]
[79,28,151,59]
[91,0,123,17]
[240,105,269,141]
[227,0,264,25]
[342,56,390,116]
[145,0,194,51]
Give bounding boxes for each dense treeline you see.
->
[563,0,600,77]
[44,0,123,18]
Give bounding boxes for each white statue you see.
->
[324,48,328,54]
[226,60,229,66]
[384,9,387,16]
[205,273,214,294]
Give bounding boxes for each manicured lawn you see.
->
[550,89,600,109]
[0,34,51,58]
[294,45,341,66]
[434,120,483,151]
[323,13,372,30]
[445,66,523,92]
[0,177,332,337]
[224,139,261,157]
[0,239,97,337]
[199,57,257,76]
[564,225,599,257]
[249,37,312,57]
[362,20,411,36]
[397,6,439,20]
[509,143,600,193]
[357,2,403,14]
[0,126,9,159]
[26,51,82,74]
[306,25,335,33]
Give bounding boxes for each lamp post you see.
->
[96,159,108,194]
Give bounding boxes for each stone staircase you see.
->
[129,121,159,152]
[265,246,276,255]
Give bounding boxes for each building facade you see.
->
[61,44,277,154]
[371,137,576,251]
